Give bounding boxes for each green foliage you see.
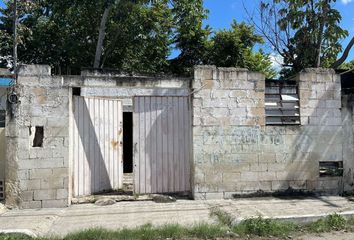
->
[0,0,276,76]
[169,0,211,75]
[0,233,33,240]
[260,0,348,76]
[307,213,347,233]
[0,214,353,240]
[0,0,173,74]
[233,216,297,237]
[63,224,225,240]
[339,60,354,70]
[207,21,276,78]
[210,207,234,227]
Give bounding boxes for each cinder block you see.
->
[41,178,64,189]
[18,170,29,180]
[258,172,276,181]
[52,168,68,178]
[56,189,68,199]
[20,179,41,191]
[193,192,207,200]
[271,180,290,191]
[30,169,53,179]
[21,201,42,209]
[34,189,56,200]
[20,191,34,201]
[205,192,224,200]
[326,100,341,109]
[317,179,340,190]
[42,199,68,208]
[241,172,258,181]
[289,180,307,190]
[47,117,69,127]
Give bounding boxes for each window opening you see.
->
[265,80,300,125]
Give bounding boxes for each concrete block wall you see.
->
[4,65,191,208]
[5,65,70,208]
[192,66,345,199]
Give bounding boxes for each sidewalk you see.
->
[1,196,354,238]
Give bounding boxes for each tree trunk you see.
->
[331,36,354,69]
[93,4,113,69]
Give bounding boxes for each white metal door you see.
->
[133,96,192,194]
[72,96,123,197]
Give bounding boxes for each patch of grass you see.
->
[209,207,234,227]
[0,233,33,240]
[63,223,227,240]
[233,216,297,237]
[1,213,352,240]
[187,223,227,239]
[306,213,347,233]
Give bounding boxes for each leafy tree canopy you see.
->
[339,60,354,70]
[207,21,276,78]
[0,0,275,77]
[254,0,349,77]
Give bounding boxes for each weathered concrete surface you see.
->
[6,65,190,209]
[0,203,6,214]
[0,197,354,237]
[193,66,346,199]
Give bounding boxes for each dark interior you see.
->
[33,126,44,148]
[123,112,133,173]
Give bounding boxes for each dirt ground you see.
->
[295,231,354,240]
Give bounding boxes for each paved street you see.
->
[1,196,354,238]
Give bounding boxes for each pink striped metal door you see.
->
[72,97,123,197]
[133,96,192,194]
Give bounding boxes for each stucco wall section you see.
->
[192,66,344,200]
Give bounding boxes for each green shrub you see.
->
[209,207,234,227]
[0,233,33,240]
[307,213,346,233]
[233,216,297,237]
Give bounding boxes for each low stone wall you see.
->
[192,66,345,199]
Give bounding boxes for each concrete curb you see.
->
[233,211,354,225]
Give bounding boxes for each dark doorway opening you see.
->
[123,112,133,173]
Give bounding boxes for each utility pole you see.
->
[13,0,18,74]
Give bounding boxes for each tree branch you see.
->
[331,36,354,69]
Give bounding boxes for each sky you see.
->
[203,0,354,67]
[0,0,353,66]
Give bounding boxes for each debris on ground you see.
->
[152,195,176,203]
[95,198,116,206]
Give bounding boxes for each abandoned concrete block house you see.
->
[0,64,354,209]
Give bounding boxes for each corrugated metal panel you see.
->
[133,96,191,194]
[72,97,123,197]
